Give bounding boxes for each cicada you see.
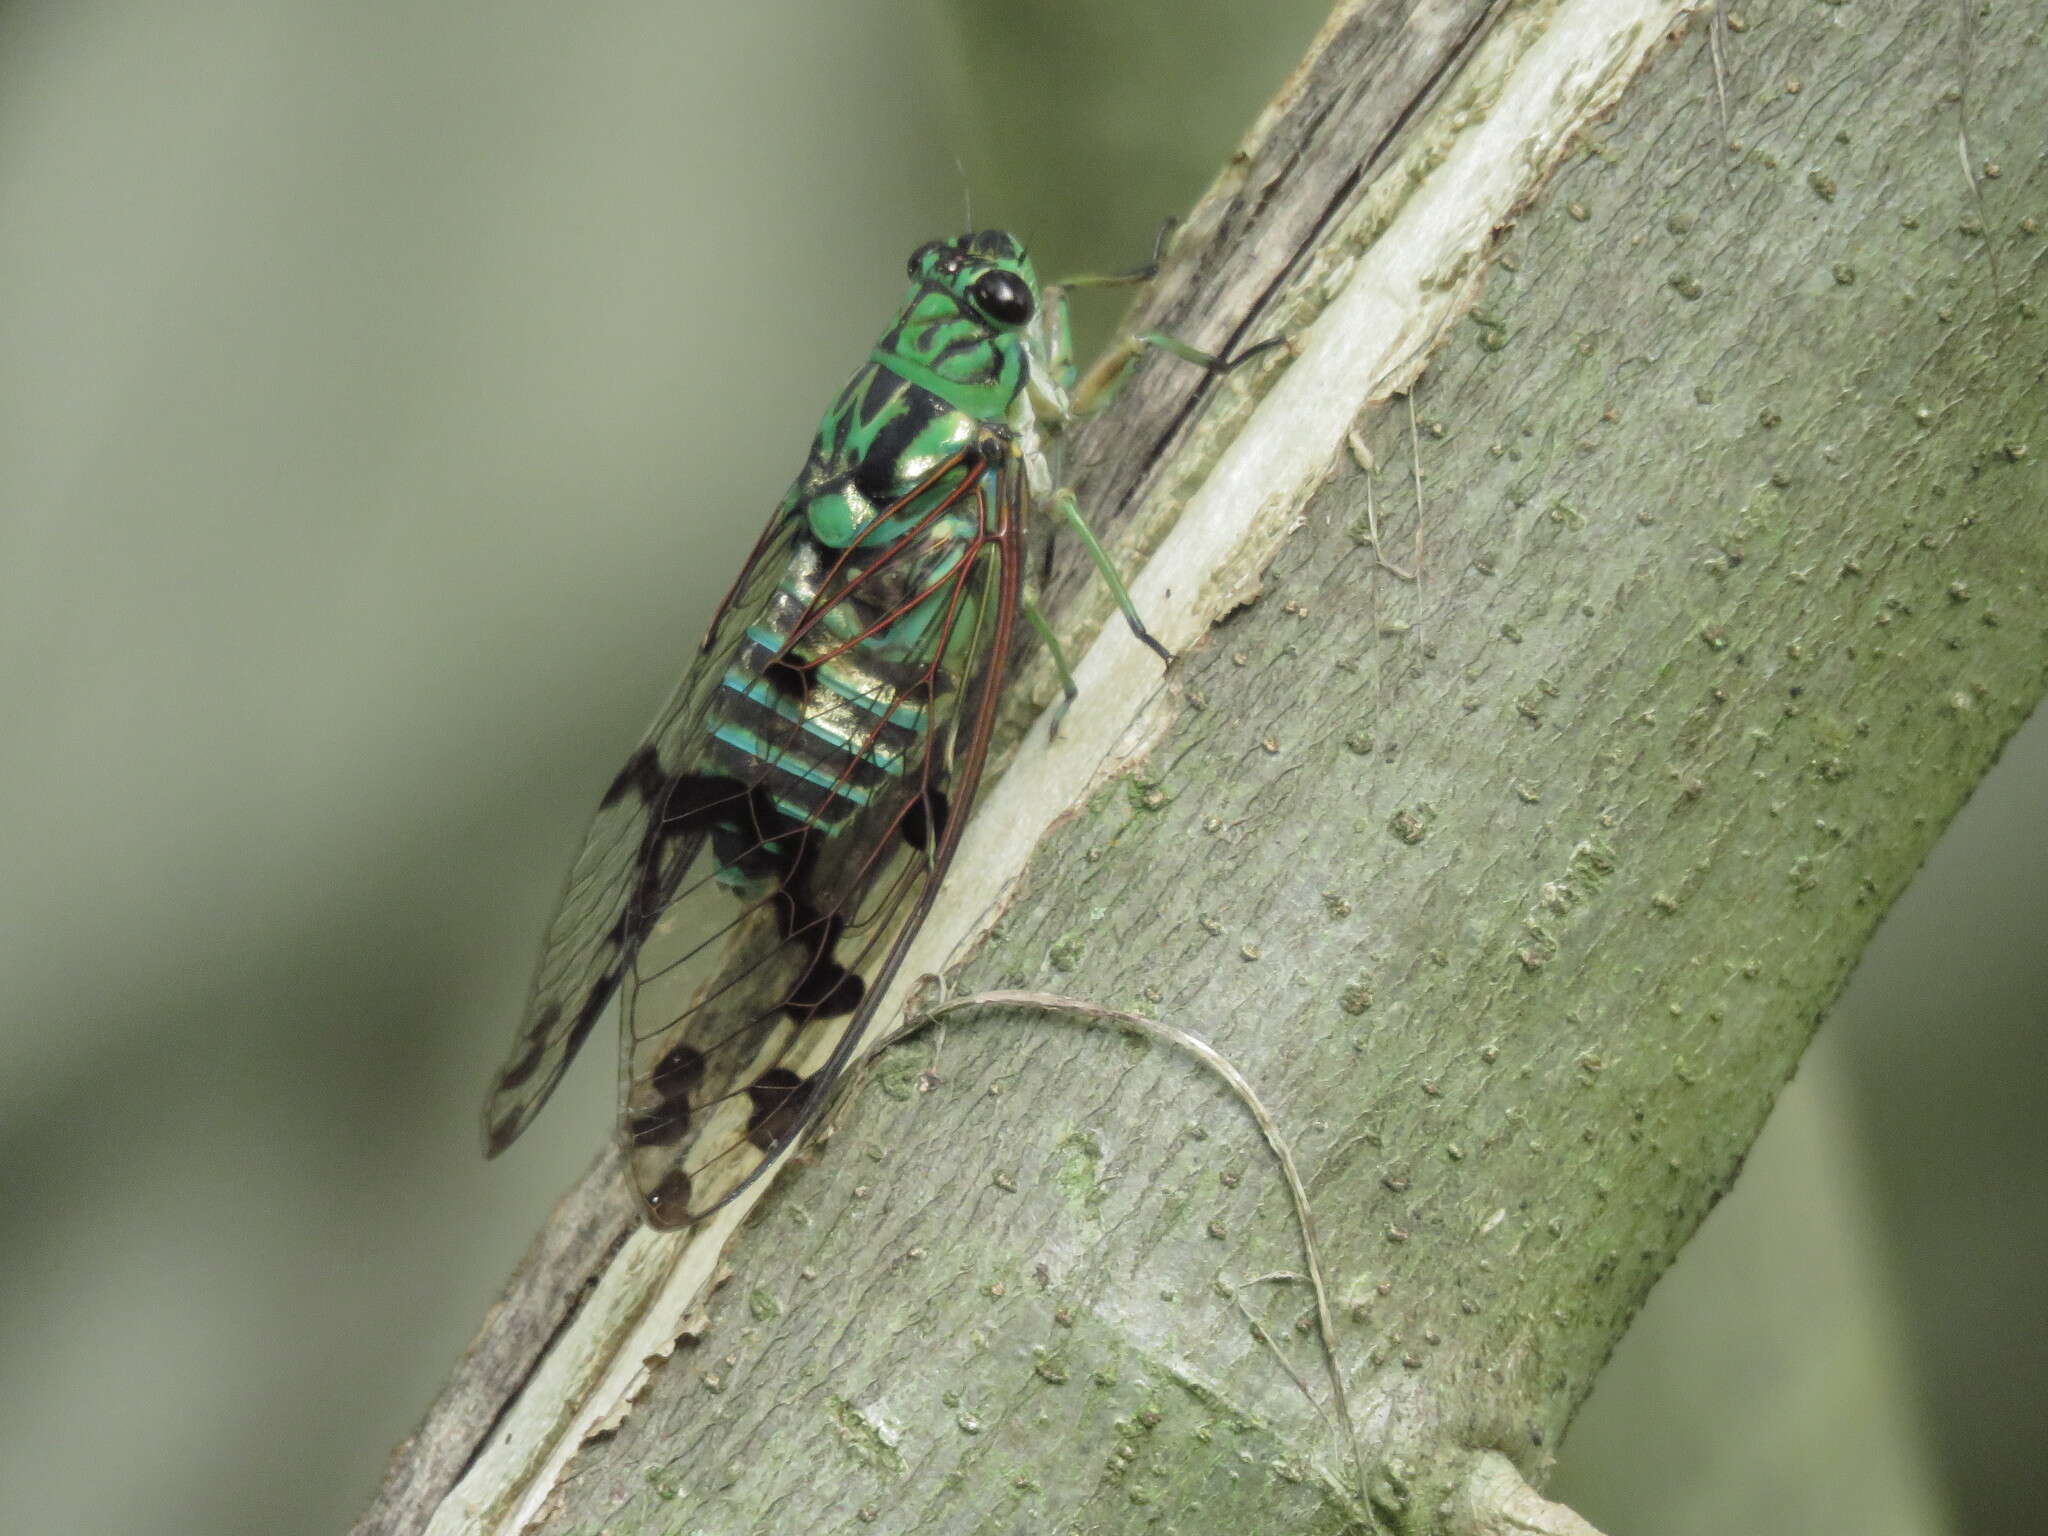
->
[484,228,1268,1226]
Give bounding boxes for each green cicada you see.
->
[484,229,1269,1226]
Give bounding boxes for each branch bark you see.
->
[362,0,2046,1530]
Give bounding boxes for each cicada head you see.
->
[871,230,1057,423]
[904,229,1040,331]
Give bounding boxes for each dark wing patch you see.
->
[744,1067,814,1151]
[899,788,949,854]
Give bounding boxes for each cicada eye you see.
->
[967,269,1034,328]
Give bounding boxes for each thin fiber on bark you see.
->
[364,0,2045,1530]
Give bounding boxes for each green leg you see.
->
[1072,329,1290,419]
[1059,217,1290,416]
[1055,216,1177,291]
[1023,599,1081,738]
[1054,489,1173,667]
[1136,330,1290,373]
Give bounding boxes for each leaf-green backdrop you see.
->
[1,5,2036,1533]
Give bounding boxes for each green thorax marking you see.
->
[868,229,1044,420]
[869,290,1024,422]
[800,230,1059,552]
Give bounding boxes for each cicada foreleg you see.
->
[1070,328,1291,420]
[1056,217,1290,420]
[1051,215,1178,292]
[1027,222,1284,723]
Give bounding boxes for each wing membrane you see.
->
[481,492,805,1159]
[485,449,1024,1229]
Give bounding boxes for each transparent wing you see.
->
[481,490,806,1159]
[618,444,1024,1226]
[484,446,1026,1231]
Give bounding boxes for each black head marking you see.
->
[965,229,1024,262]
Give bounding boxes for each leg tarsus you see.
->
[1127,618,1173,667]
[1055,215,1179,291]
[1053,489,1174,670]
[1209,332,1292,374]
[1135,329,1290,376]
[1023,600,1081,740]
[1072,328,1290,419]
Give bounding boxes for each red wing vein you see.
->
[618,458,1022,1225]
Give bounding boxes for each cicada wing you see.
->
[616,447,1027,1227]
[481,493,807,1158]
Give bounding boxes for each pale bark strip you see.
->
[546,0,2042,1529]
[367,0,2046,1529]
[357,1155,636,1530]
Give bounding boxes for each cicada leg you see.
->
[1051,488,1171,666]
[1071,329,1290,420]
[1057,216,1291,419]
[1022,599,1080,738]
[1053,215,1178,292]
[1030,220,1284,719]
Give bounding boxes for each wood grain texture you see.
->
[1034,0,1513,689]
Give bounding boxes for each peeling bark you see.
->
[362,0,2046,1530]
[1451,1452,1610,1536]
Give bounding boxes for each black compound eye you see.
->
[967,269,1034,327]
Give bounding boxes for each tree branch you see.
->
[362,0,2045,1529]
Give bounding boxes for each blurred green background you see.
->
[0,5,2037,1534]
